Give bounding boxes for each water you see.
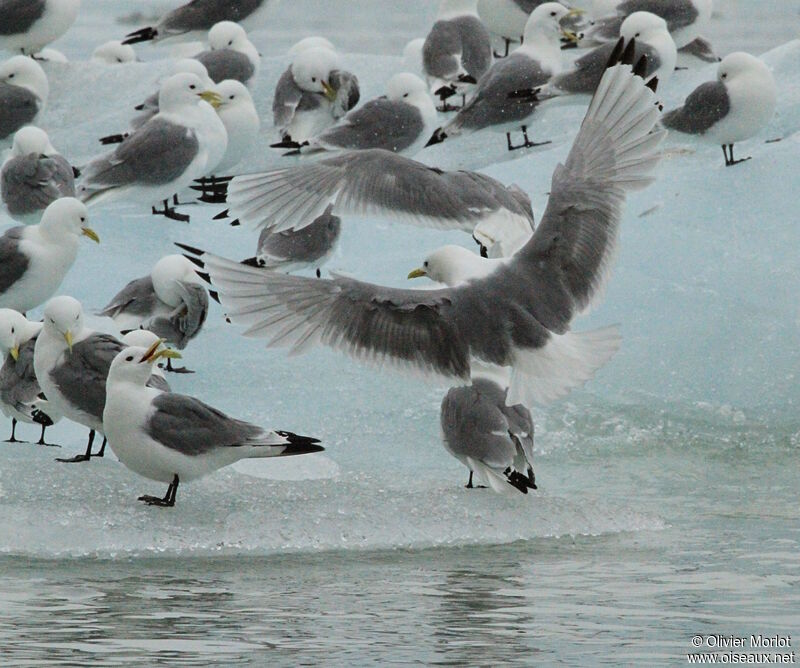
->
[1,1,799,665]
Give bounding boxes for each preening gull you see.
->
[422,0,492,111]
[194,21,260,86]
[184,51,666,409]
[663,52,777,167]
[78,72,227,223]
[0,308,59,445]
[90,40,137,64]
[2,125,75,223]
[0,0,80,56]
[441,377,536,494]
[123,0,275,45]
[0,198,98,314]
[271,45,360,146]
[584,0,712,49]
[98,254,210,373]
[103,341,324,507]
[0,56,48,142]
[207,148,535,256]
[33,296,169,463]
[428,3,579,151]
[543,12,676,95]
[286,73,437,157]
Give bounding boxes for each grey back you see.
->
[0,82,39,140]
[0,0,46,36]
[194,49,255,84]
[0,226,30,295]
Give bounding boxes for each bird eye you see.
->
[125,355,133,362]
[49,318,55,324]
[311,77,317,82]
[721,73,727,78]
[80,216,86,222]
[228,40,233,46]
[229,95,235,99]
[403,93,408,98]
[8,73,14,79]
[635,32,641,37]
[423,261,428,267]
[190,84,197,90]
[10,328,14,334]
[117,58,123,63]
[550,10,556,16]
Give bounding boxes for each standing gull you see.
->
[0,197,98,314]
[99,255,209,373]
[0,56,48,143]
[663,52,777,167]
[423,0,493,111]
[123,0,275,45]
[0,0,80,56]
[194,21,260,86]
[0,308,58,445]
[271,45,359,147]
[543,12,676,95]
[2,125,75,223]
[78,72,226,223]
[289,73,437,157]
[33,296,169,463]
[183,51,665,409]
[428,3,579,151]
[208,148,535,257]
[441,378,536,494]
[103,342,324,507]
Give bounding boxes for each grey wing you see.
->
[1,153,75,216]
[453,15,492,79]
[450,54,548,130]
[329,70,360,118]
[0,83,40,140]
[510,0,544,12]
[0,339,40,411]
[423,20,462,80]
[0,226,30,295]
[257,205,341,266]
[145,391,263,456]
[272,68,303,128]
[161,0,263,33]
[146,374,171,392]
[98,276,158,321]
[194,49,254,84]
[662,80,729,135]
[618,0,698,32]
[0,0,47,36]
[677,36,718,63]
[551,42,617,94]
[314,100,423,153]
[227,149,496,233]
[80,118,199,190]
[144,282,208,349]
[50,333,123,421]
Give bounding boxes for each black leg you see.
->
[139,474,179,507]
[466,471,474,488]
[56,429,95,463]
[36,424,59,447]
[722,144,730,165]
[507,126,552,151]
[316,268,321,278]
[152,199,190,223]
[726,143,751,167]
[95,437,107,458]
[165,357,195,374]
[493,38,512,59]
[4,418,18,443]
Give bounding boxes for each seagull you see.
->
[120,329,172,391]
[288,73,438,157]
[0,197,98,314]
[0,308,59,445]
[212,79,260,174]
[103,341,324,507]
[0,0,80,56]
[543,12,676,95]
[2,125,76,223]
[123,0,276,46]
[423,0,493,111]
[441,377,536,494]
[427,3,580,151]
[194,21,260,86]
[663,52,777,167]
[584,0,712,49]
[0,56,48,143]
[90,40,137,64]
[206,148,535,258]
[33,296,169,463]
[272,45,360,147]
[182,49,665,410]
[477,0,571,58]
[98,254,209,373]
[78,72,227,223]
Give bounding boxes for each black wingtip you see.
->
[632,54,648,79]
[99,134,125,145]
[174,241,205,256]
[646,75,659,93]
[425,128,447,147]
[457,73,477,85]
[213,209,229,220]
[71,165,81,178]
[230,219,241,227]
[276,431,324,456]
[621,37,637,67]
[122,27,158,45]
[434,85,457,100]
[606,36,626,68]
[270,139,302,149]
[240,256,262,267]
[208,290,221,304]
[505,469,532,495]
[134,103,145,111]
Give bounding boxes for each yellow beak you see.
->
[565,8,585,17]
[82,227,100,243]
[64,330,73,352]
[407,268,427,279]
[561,29,581,43]
[199,90,223,109]
[321,80,336,102]
[156,349,182,361]
[10,345,19,362]
[140,339,182,363]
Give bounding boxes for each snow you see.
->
[0,2,797,557]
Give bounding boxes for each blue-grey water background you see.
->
[0,1,798,665]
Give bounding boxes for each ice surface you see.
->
[0,2,797,558]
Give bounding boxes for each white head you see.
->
[438,0,478,19]
[288,36,335,58]
[11,126,56,157]
[42,295,84,350]
[151,255,201,305]
[0,309,39,359]
[108,344,179,387]
[0,56,48,100]
[158,72,221,112]
[386,72,429,103]
[620,11,670,44]
[216,79,255,111]
[208,21,250,51]
[291,47,340,96]
[717,52,769,85]
[121,328,163,350]
[35,48,69,64]
[91,40,137,64]
[37,197,99,244]
[524,3,575,43]
[407,245,487,286]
